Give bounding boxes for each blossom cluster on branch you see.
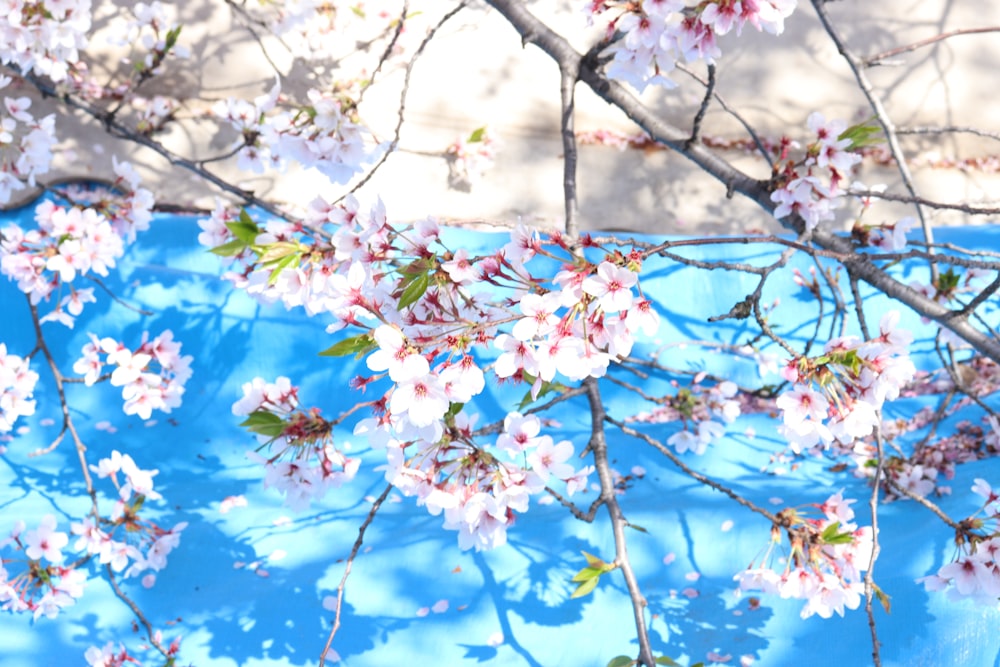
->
[588,0,797,91]
[2,449,183,621]
[1,1,1000,666]
[735,491,875,619]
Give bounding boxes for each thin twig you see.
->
[884,477,962,531]
[607,415,781,524]
[26,302,98,512]
[352,1,409,110]
[318,484,393,667]
[106,565,172,659]
[849,273,870,339]
[864,424,885,667]
[336,1,467,204]
[676,63,774,168]
[851,189,1000,216]
[88,277,155,316]
[897,125,1000,144]
[545,487,604,522]
[862,27,1000,67]
[684,64,715,152]
[224,0,286,76]
[810,0,936,279]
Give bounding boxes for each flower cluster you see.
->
[84,642,139,667]
[133,94,176,135]
[213,81,378,183]
[919,478,1000,603]
[206,197,674,547]
[107,1,187,75]
[734,491,874,619]
[0,343,38,433]
[0,74,56,205]
[252,0,407,61]
[370,409,593,551]
[73,330,193,420]
[770,113,864,230]
[776,311,915,453]
[588,0,797,91]
[1,200,123,306]
[1,515,86,620]
[446,126,498,188]
[491,250,660,396]
[232,376,360,512]
[0,161,152,325]
[81,450,187,583]
[875,413,1000,501]
[0,455,182,617]
[0,0,92,82]
[630,378,742,455]
[862,216,916,252]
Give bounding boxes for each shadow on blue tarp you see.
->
[2,194,1000,666]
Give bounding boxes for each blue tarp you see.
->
[2,197,999,667]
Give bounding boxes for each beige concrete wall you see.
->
[12,1,1000,234]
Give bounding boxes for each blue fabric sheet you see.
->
[2,198,1000,667]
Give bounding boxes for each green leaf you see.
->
[258,241,301,265]
[468,126,487,143]
[397,271,431,311]
[227,211,260,244]
[607,657,635,667]
[655,658,681,666]
[319,334,375,358]
[937,267,960,292]
[238,410,285,438]
[267,253,300,286]
[209,238,248,257]
[165,25,182,51]
[571,567,603,583]
[820,521,855,545]
[517,375,569,410]
[627,523,648,534]
[445,402,465,420]
[837,118,883,150]
[570,575,599,599]
[581,550,607,569]
[874,584,891,614]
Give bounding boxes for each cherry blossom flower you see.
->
[496,412,542,457]
[582,261,638,313]
[868,217,916,251]
[390,364,449,428]
[23,515,68,564]
[85,642,136,667]
[74,331,192,420]
[0,344,38,432]
[512,292,563,341]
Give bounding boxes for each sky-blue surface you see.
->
[2,196,1000,667]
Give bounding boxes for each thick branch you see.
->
[583,379,655,667]
[560,61,580,238]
